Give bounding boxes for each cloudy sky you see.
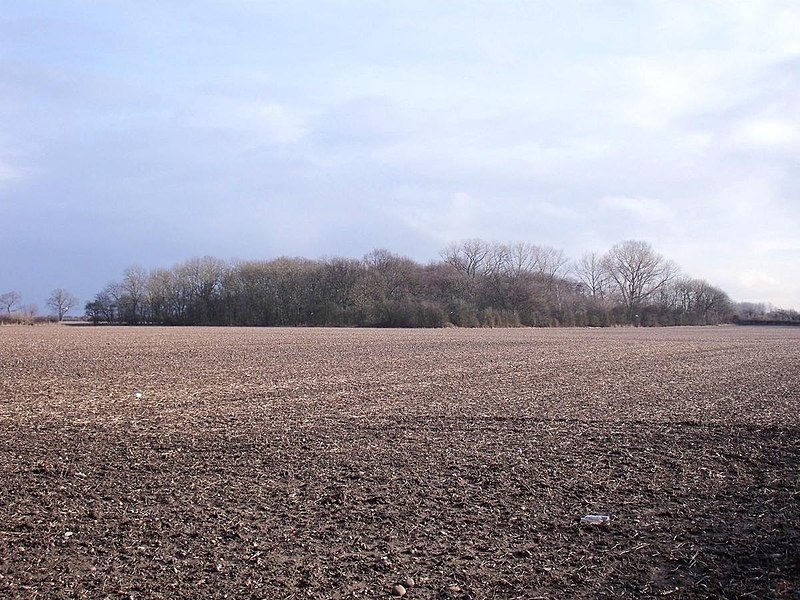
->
[1,1,799,311]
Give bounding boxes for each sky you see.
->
[1,0,799,312]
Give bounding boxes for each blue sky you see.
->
[1,1,799,312]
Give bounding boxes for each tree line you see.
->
[0,289,78,324]
[80,240,736,328]
[731,302,800,326]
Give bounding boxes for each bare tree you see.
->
[120,265,149,324]
[100,284,123,323]
[535,246,569,289]
[691,280,731,321]
[147,268,178,324]
[573,252,608,299]
[182,256,229,323]
[266,257,322,325]
[363,249,420,301]
[493,242,539,313]
[441,239,494,279]
[602,240,678,321]
[321,257,364,311]
[529,245,570,316]
[501,242,539,278]
[84,299,104,325]
[0,290,21,314]
[734,302,767,320]
[47,288,79,321]
[668,278,732,324]
[80,242,738,328]
[441,239,507,304]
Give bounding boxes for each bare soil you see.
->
[0,325,798,599]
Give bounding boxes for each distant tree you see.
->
[602,240,678,322]
[84,300,104,325]
[363,249,419,301]
[319,257,365,323]
[83,242,742,328]
[573,252,608,299]
[501,242,538,278]
[660,278,733,325]
[79,289,115,325]
[535,246,569,290]
[768,308,800,322]
[441,239,506,304]
[0,290,21,314]
[20,304,38,323]
[495,242,539,315]
[182,256,229,324]
[441,239,494,280]
[687,279,732,324]
[120,265,149,324]
[734,302,768,320]
[534,245,570,317]
[47,288,78,321]
[146,268,176,324]
[98,285,121,323]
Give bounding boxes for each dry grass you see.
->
[0,325,798,598]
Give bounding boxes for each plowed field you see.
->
[1,325,798,599]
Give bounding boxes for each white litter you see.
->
[580,514,611,526]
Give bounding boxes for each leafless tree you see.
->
[527,245,570,315]
[363,249,419,301]
[441,239,495,279]
[181,256,229,323]
[573,252,608,299]
[0,290,21,314]
[665,278,732,324]
[147,268,180,323]
[101,283,124,322]
[120,265,149,324]
[602,240,678,320]
[21,304,38,322]
[267,257,322,325]
[490,242,538,312]
[47,288,78,321]
[82,241,740,328]
[441,239,508,304]
[322,257,364,311]
[501,242,539,278]
[691,280,731,323]
[734,302,768,320]
[535,246,569,289]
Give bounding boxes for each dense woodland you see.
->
[77,240,741,328]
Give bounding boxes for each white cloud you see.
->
[737,270,781,289]
[600,196,674,223]
[727,117,800,149]
[392,189,484,244]
[612,2,800,137]
[731,266,800,308]
[719,0,800,57]
[617,50,767,133]
[182,98,310,144]
[529,200,582,221]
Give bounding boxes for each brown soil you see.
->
[0,325,798,599]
